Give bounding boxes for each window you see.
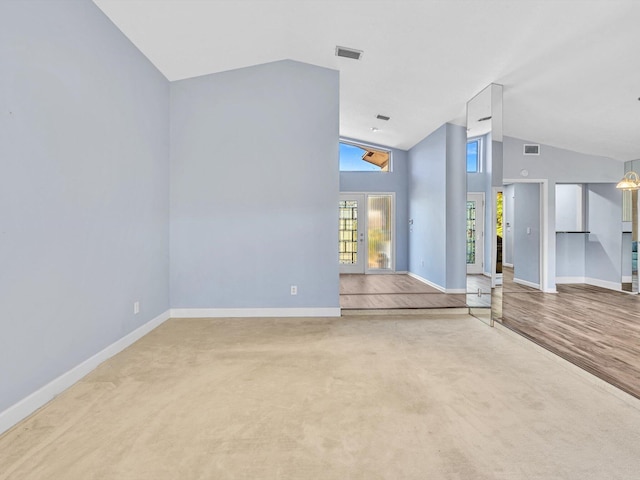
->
[467,139,480,173]
[340,141,391,172]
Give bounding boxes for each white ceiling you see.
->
[94,0,640,161]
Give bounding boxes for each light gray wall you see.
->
[504,136,623,290]
[408,123,466,290]
[170,60,339,309]
[586,184,622,285]
[0,1,170,413]
[556,234,586,278]
[408,125,447,287]
[513,183,541,286]
[340,140,409,271]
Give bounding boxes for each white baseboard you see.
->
[0,309,171,436]
[585,277,622,292]
[555,276,622,292]
[407,272,445,293]
[513,277,541,289]
[556,276,586,284]
[170,307,341,318]
[503,262,514,268]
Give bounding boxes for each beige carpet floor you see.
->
[2,315,640,479]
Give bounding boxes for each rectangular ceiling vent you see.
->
[523,144,540,155]
[376,114,390,121]
[335,46,363,60]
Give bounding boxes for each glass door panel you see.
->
[339,194,365,273]
[367,194,393,271]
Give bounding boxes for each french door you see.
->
[467,192,485,274]
[339,193,394,274]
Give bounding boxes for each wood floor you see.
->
[340,274,467,309]
[502,283,640,400]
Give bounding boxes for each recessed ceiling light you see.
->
[335,46,363,60]
[376,114,390,121]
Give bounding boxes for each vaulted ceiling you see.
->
[94,0,640,161]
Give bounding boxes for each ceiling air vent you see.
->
[523,144,540,155]
[335,46,363,60]
[376,114,390,121]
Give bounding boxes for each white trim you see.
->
[513,277,541,289]
[170,307,341,318]
[342,307,470,316]
[552,276,622,292]
[407,272,448,293]
[339,191,397,275]
[556,276,586,284]
[0,309,171,436]
[585,277,623,292]
[339,193,366,274]
[503,262,514,268]
[504,178,549,292]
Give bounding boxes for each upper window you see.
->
[467,139,480,173]
[340,141,391,172]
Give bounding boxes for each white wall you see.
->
[0,1,170,414]
[170,60,340,313]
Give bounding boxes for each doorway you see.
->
[339,193,394,275]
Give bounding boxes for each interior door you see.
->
[467,192,485,274]
[339,194,365,274]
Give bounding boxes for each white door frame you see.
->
[339,193,366,274]
[339,192,396,274]
[503,179,548,292]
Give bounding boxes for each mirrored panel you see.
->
[466,84,503,324]
[621,160,640,293]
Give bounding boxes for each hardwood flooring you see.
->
[502,283,640,399]
[340,274,467,309]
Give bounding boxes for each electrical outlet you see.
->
[133,301,140,314]
[290,285,298,295]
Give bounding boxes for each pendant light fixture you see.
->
[616,171,640,190]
